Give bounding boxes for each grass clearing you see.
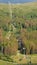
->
[0,54,37,65]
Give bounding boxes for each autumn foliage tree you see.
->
[20,29,37,54]
[3,33,18,56]
[0,28,3,52]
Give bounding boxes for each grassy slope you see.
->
[0,60,13,65]
[0,54,37,65]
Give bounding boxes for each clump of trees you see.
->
[0,28,18,56]
[20,29,37,54]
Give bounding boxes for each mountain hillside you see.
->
[0,2,37,55]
